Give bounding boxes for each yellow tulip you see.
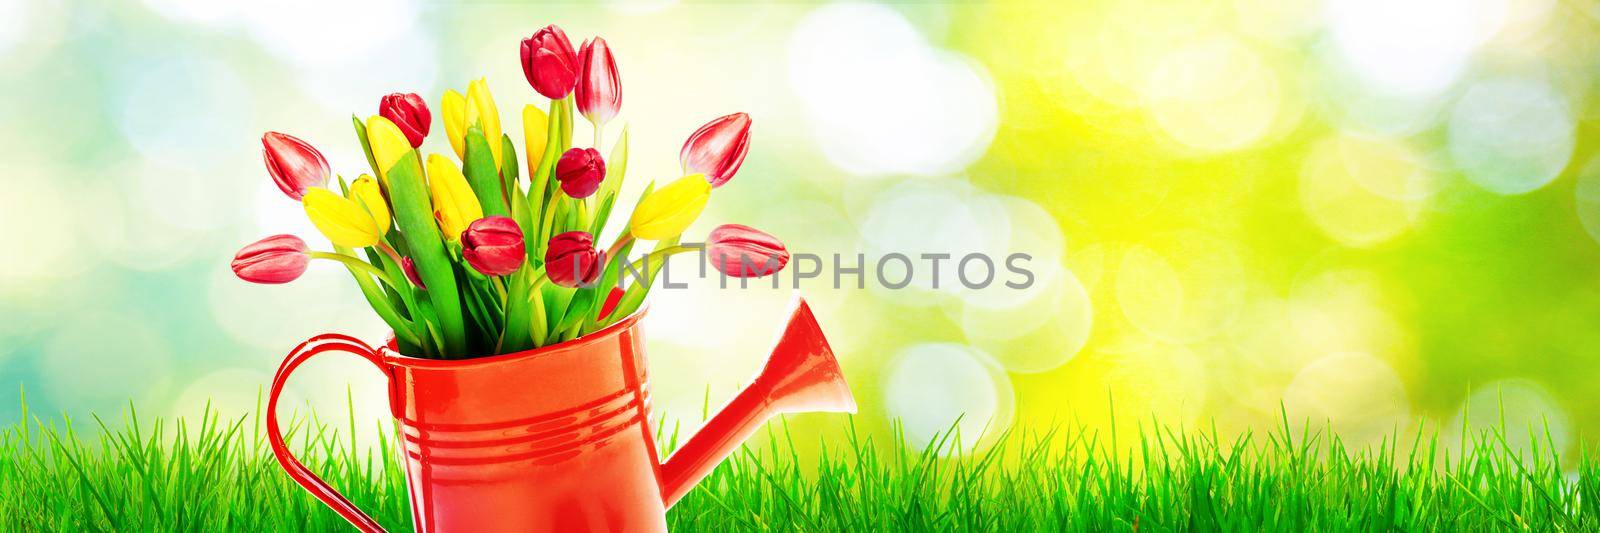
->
[426,153,483,241]
[441,89,468,160]
[630,174,712,240]
[366,115,412,182]
[349,175,391,235]
[440,80,504,168]
[522,104,548,170]
[304,188,382,248]
[466,78,503,168]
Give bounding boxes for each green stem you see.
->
[309,252,403,292]
[326,248,420,348]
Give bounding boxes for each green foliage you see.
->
[0,401,1594,531]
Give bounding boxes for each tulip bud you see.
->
[349,175,391,235]
[232,235,310,284]
[402,257,426,289]
[441,81,504,167]
[544,231,603,288]
[520,25,579,99]
[466,79,504,168]
[523,104,549,171]
[379,92,431,149]
[262,132,329,200]
[425,154,483,241]
[461,216,526,277]
[303,188,383,248]
[366,115,413,181]
[441,89,468,160]
[629,175,711,240]
[575,37,621,126]
[680,113,752,188]
[706,224,789,278]
[555,147,605,198]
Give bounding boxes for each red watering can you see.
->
[265,297,855,532]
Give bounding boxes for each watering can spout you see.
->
[657,297,855,507]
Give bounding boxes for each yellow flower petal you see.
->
[630,175,711,240]
[366,115,412,182]
[350,175,391,235]
[522,104,548,171]
[441,89,468,160]
[425,153,483,240]
[304,188,381,248]
[467,78,503,168]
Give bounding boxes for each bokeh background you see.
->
[2,0,1599,459]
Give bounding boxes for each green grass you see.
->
[0,399,1594,532]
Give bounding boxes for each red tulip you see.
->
[575,37,620,125]
[555,147,606,198]
[402,257,426,289]
[231,234,310,284]
[461,216,526,277]
[520,25,579,99]
[706,224,788,278]
[379,92,431,148]
[680,113,751,188]
[262,132,329,200]
[544,231,603,288]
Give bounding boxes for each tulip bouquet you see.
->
[233,25,788,359]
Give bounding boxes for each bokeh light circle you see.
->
[882,343,1014,455]
[1299,134,1428,247]
[1326,0,1483,96]
[294,30,439,114]
[1572,156,1600,248]
[1143,35,1282,153]
[954,194,1064,310]
[1289,267,1410,360]
[1447,78,1575,195]
[0,0,34,58]
[116,53,250,168]
[960,269,1093,374]
[244,0,421,69]
[1115,234,1246,343]
[788,2,996,176]
[167,368,273,426]
[1451,378,1571,458]
[858,178,990,307]
[1217,295,1321,413]
[0,170,80,295]
[1283,352,1410,446]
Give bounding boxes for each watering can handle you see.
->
[266,334,389,533]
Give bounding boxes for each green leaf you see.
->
[500,133,520,183]
[332,245,420,348]
[499,133,520,221]
[498,267,533,354]
[609,236,678,325]
[588,125,628,238]
[542,283,575,335]
[385,150,468,357]
[510,179,537,262]
[463,126,509,218]
[582,239,635,334]
[528,289,548,347]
